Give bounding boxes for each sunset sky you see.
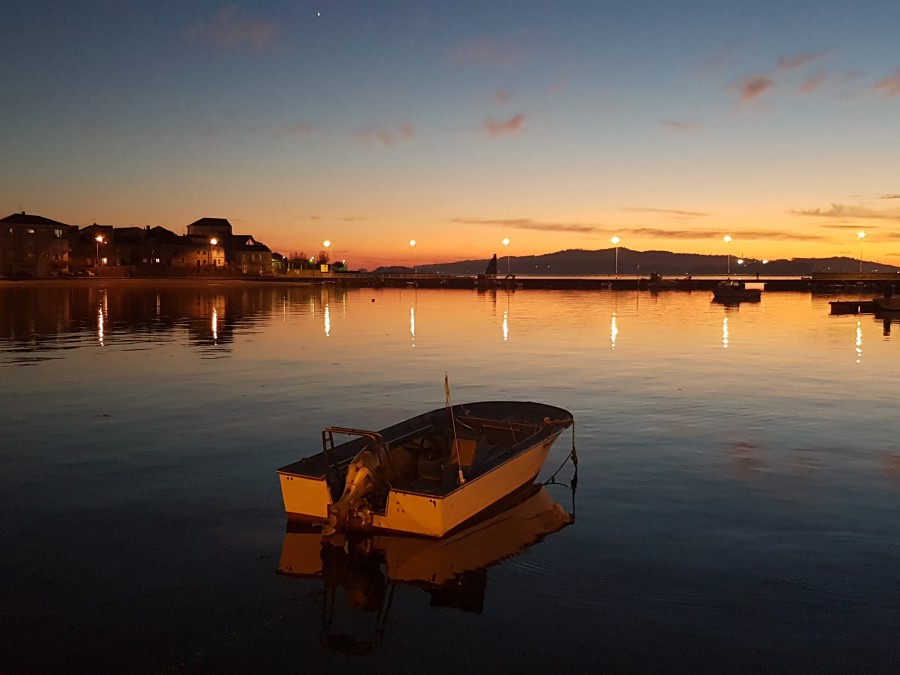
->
[3,1,899,269]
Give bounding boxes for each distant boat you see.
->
[645,272,695,291]
[873,290,900,312]
[712,279,762,303]
[277,400,575,538]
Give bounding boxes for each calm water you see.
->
[1,281,898,673]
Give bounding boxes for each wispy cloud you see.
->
[185,6,279,50]
[874,68,900,97]
[625,207,709,219]
[661,120,700,133]
[732,75,774,103]
[793,203,900,220]
[450,40,525,68]
[484,113,525,137]
[799,71,827,94]
[355,122,413,147]
[880,194,900,200]
[776,51,827,72]
[451,218,600,234]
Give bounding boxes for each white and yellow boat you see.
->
[276,401,574,538]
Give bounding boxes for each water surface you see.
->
[1,281,898,673]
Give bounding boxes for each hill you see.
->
[374,248,900,276]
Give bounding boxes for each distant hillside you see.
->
[373,247,900,276]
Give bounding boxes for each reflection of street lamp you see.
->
[502,237,510,275]
[323,239,332,271]
[858,231,866,274]
[209,237,218,267]
[409,239,417,274]
[610,236,620,278]
[95,235,104,267]
[723,235,732,276]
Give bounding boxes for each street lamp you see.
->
[610,236,620,278]
[502,237,510,276]
[95,235,104,267]
[209,237,218,268]
[323,239,332,271]
[858,231,866,274]
[723,235,732,276]
[409,239,417,274]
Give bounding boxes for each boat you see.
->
[276,400,575,538]
[873,292,900,312]
[277,483,575,650]
[645,272,696,291]
[712,279,762,303]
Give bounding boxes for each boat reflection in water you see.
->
[277,483,575,654]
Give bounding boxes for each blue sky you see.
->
[3,1,899,268]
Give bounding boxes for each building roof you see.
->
[1,212,70,227]
[188,217,233,229]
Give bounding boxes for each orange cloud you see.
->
[355,122,413,147]
[625,207,709,219]
[185,6,279,50]
[733,75,774,102]
[484,113,525,137]
[799,71,826,94]
[794,204,900,220]
[874,68,900,97]
[451,217,599,234]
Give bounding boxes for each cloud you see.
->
[732,75,774,103]
[662,120,700,133]
[451,218,600,234]
[625,207,709,219]
[450,40,525,68]
[484,113,525,137]
[494,88,513,105]
[799,71,826,94]
[874,68,900,97]
[793,203,900,220]
[776,52,827,72]
[185,6,279,50]
[880,194,900,200]
[355,122,413,147]
[626,227,828,241]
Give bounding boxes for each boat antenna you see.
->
[444,374,466,484]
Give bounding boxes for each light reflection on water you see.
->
[1,282,899,673]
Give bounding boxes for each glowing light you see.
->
[410,306,416,345]
[409,239,416,247]
[502,238,511,276]
[722,317,729,349]
[324,304,331,337]
[856,319,862,364]
[503,309,509,342]
[610,312,618,350]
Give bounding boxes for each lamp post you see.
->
[502,237,510,276]
[858,231,866,274]
[209,237,218,268]
[323,239,332,271]
[723,235,732,277]
[409,239,417,274]
[610,236,620,278]
[95,235,104,267]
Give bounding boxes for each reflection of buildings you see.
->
[1,212,272,277]
[278,484,574,652]
[0,284,349,353]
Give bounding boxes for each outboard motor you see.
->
[323,447,386,538]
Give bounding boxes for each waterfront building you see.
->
[0,212,74,278]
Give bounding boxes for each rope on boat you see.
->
[542,420,578,494]
[445,374,466,484]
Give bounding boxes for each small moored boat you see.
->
[712,279,762,303]
[277,400,574,538]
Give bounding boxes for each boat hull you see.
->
[277,401,573,537]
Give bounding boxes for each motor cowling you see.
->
[323,448,385,538]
